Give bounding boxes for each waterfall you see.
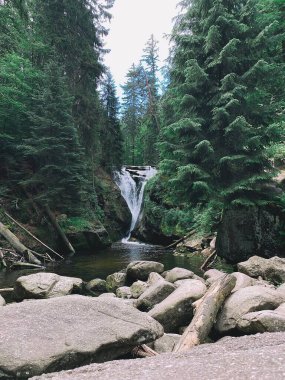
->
[114,166,157,242]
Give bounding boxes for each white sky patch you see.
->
[103,0,180,97]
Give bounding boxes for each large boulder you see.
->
[164,267,195,283]
[216,285,285,333]
[14,273,83,300]
[116,286,132,299]
[31,332,285,380]
[204,269,225,285]
[0,295,5,306]
[237,303,285,334]
[231,272,256,293]
[106,272,127,292]
[216,205,281,263]
[136,278,175,311]
[238,256,285,284]
[0,295,163,379]
[127,261,164,281]
[149,279,207,332]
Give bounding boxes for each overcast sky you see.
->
[103,0,180,96]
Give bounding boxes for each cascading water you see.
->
[114,166,157,242]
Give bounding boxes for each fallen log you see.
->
[4,211,63,260]
[0,222,41,265]
[200,250,217,272]
[165,229,196,249]
[174,274,236,352]
[10,261,44,269]
[45,205,75,255]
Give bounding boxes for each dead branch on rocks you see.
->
[200,250,217,272]
[174,274,236,352]
[165,229,196,249]
[131,344,158,358]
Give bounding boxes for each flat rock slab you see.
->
[0,295,163,379]
[32,332,285,380]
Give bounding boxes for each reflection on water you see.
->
[0,241,208,288]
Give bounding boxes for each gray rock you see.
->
[277,283,285,298]
[238,255,285,284]
[98,293,116,298]
[232,272,256,293]
[216,285,285,333]
[127,261,164,281]
[106,272,127,292]
[85,279,106,295]
[14,272,83,300]
[0,295,163,379]
[237,303,285,334]
[116,286,132,299]
[149,334,181,353]
[204,269,224,285]
[164,267,194,283]
[130,280,148,299]
[136,278,175,311]
[216,205,281,263]
[31,332,285,380]
[147,272,164,285]
[0,295,5,306]
[149,279,207,332]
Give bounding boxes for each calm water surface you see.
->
[0,241,208,288]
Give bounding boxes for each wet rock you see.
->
[238,256,285,285]
[0,295,5,306]
[130,280,148,299]
[127,261,164,281]
[149,334,181,353]
[237,303,285,333]
[216,285,285,333]
[116,286,132,299]
[14,273,83,300]
[0,295,163,379]
[85,279,107,295]
[164,267,195,283]
[106,272,127,292]
[149,279,207,333]
[136,278,175,311]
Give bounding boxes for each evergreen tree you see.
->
[21,61,86,210]
[100,70,123,170]
[158,0,284,231]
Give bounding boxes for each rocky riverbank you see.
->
[0,256,285,378]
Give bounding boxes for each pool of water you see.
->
[0,241,209,288]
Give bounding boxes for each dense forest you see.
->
[0,0,284,257]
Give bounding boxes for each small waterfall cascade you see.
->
[114,166,157,242]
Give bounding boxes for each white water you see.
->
[114,166,157,242]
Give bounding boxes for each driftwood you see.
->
[45,205,75,254]
[4,212,63,260]
[174,274,236,352]
[10,261,44,269]
[200,250,217,272]
[0,222,41,265]
[165,229,196,249]
[132,344,158,358]
[0,288,13,294]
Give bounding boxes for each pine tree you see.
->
[157,0,284,230]
[21,61,86,210]
[100,70,123,170]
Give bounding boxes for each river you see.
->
[0,241,208,288]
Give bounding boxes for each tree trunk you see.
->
[44,205,75,254]
[0,222,41,265]
[174,274,236,352]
